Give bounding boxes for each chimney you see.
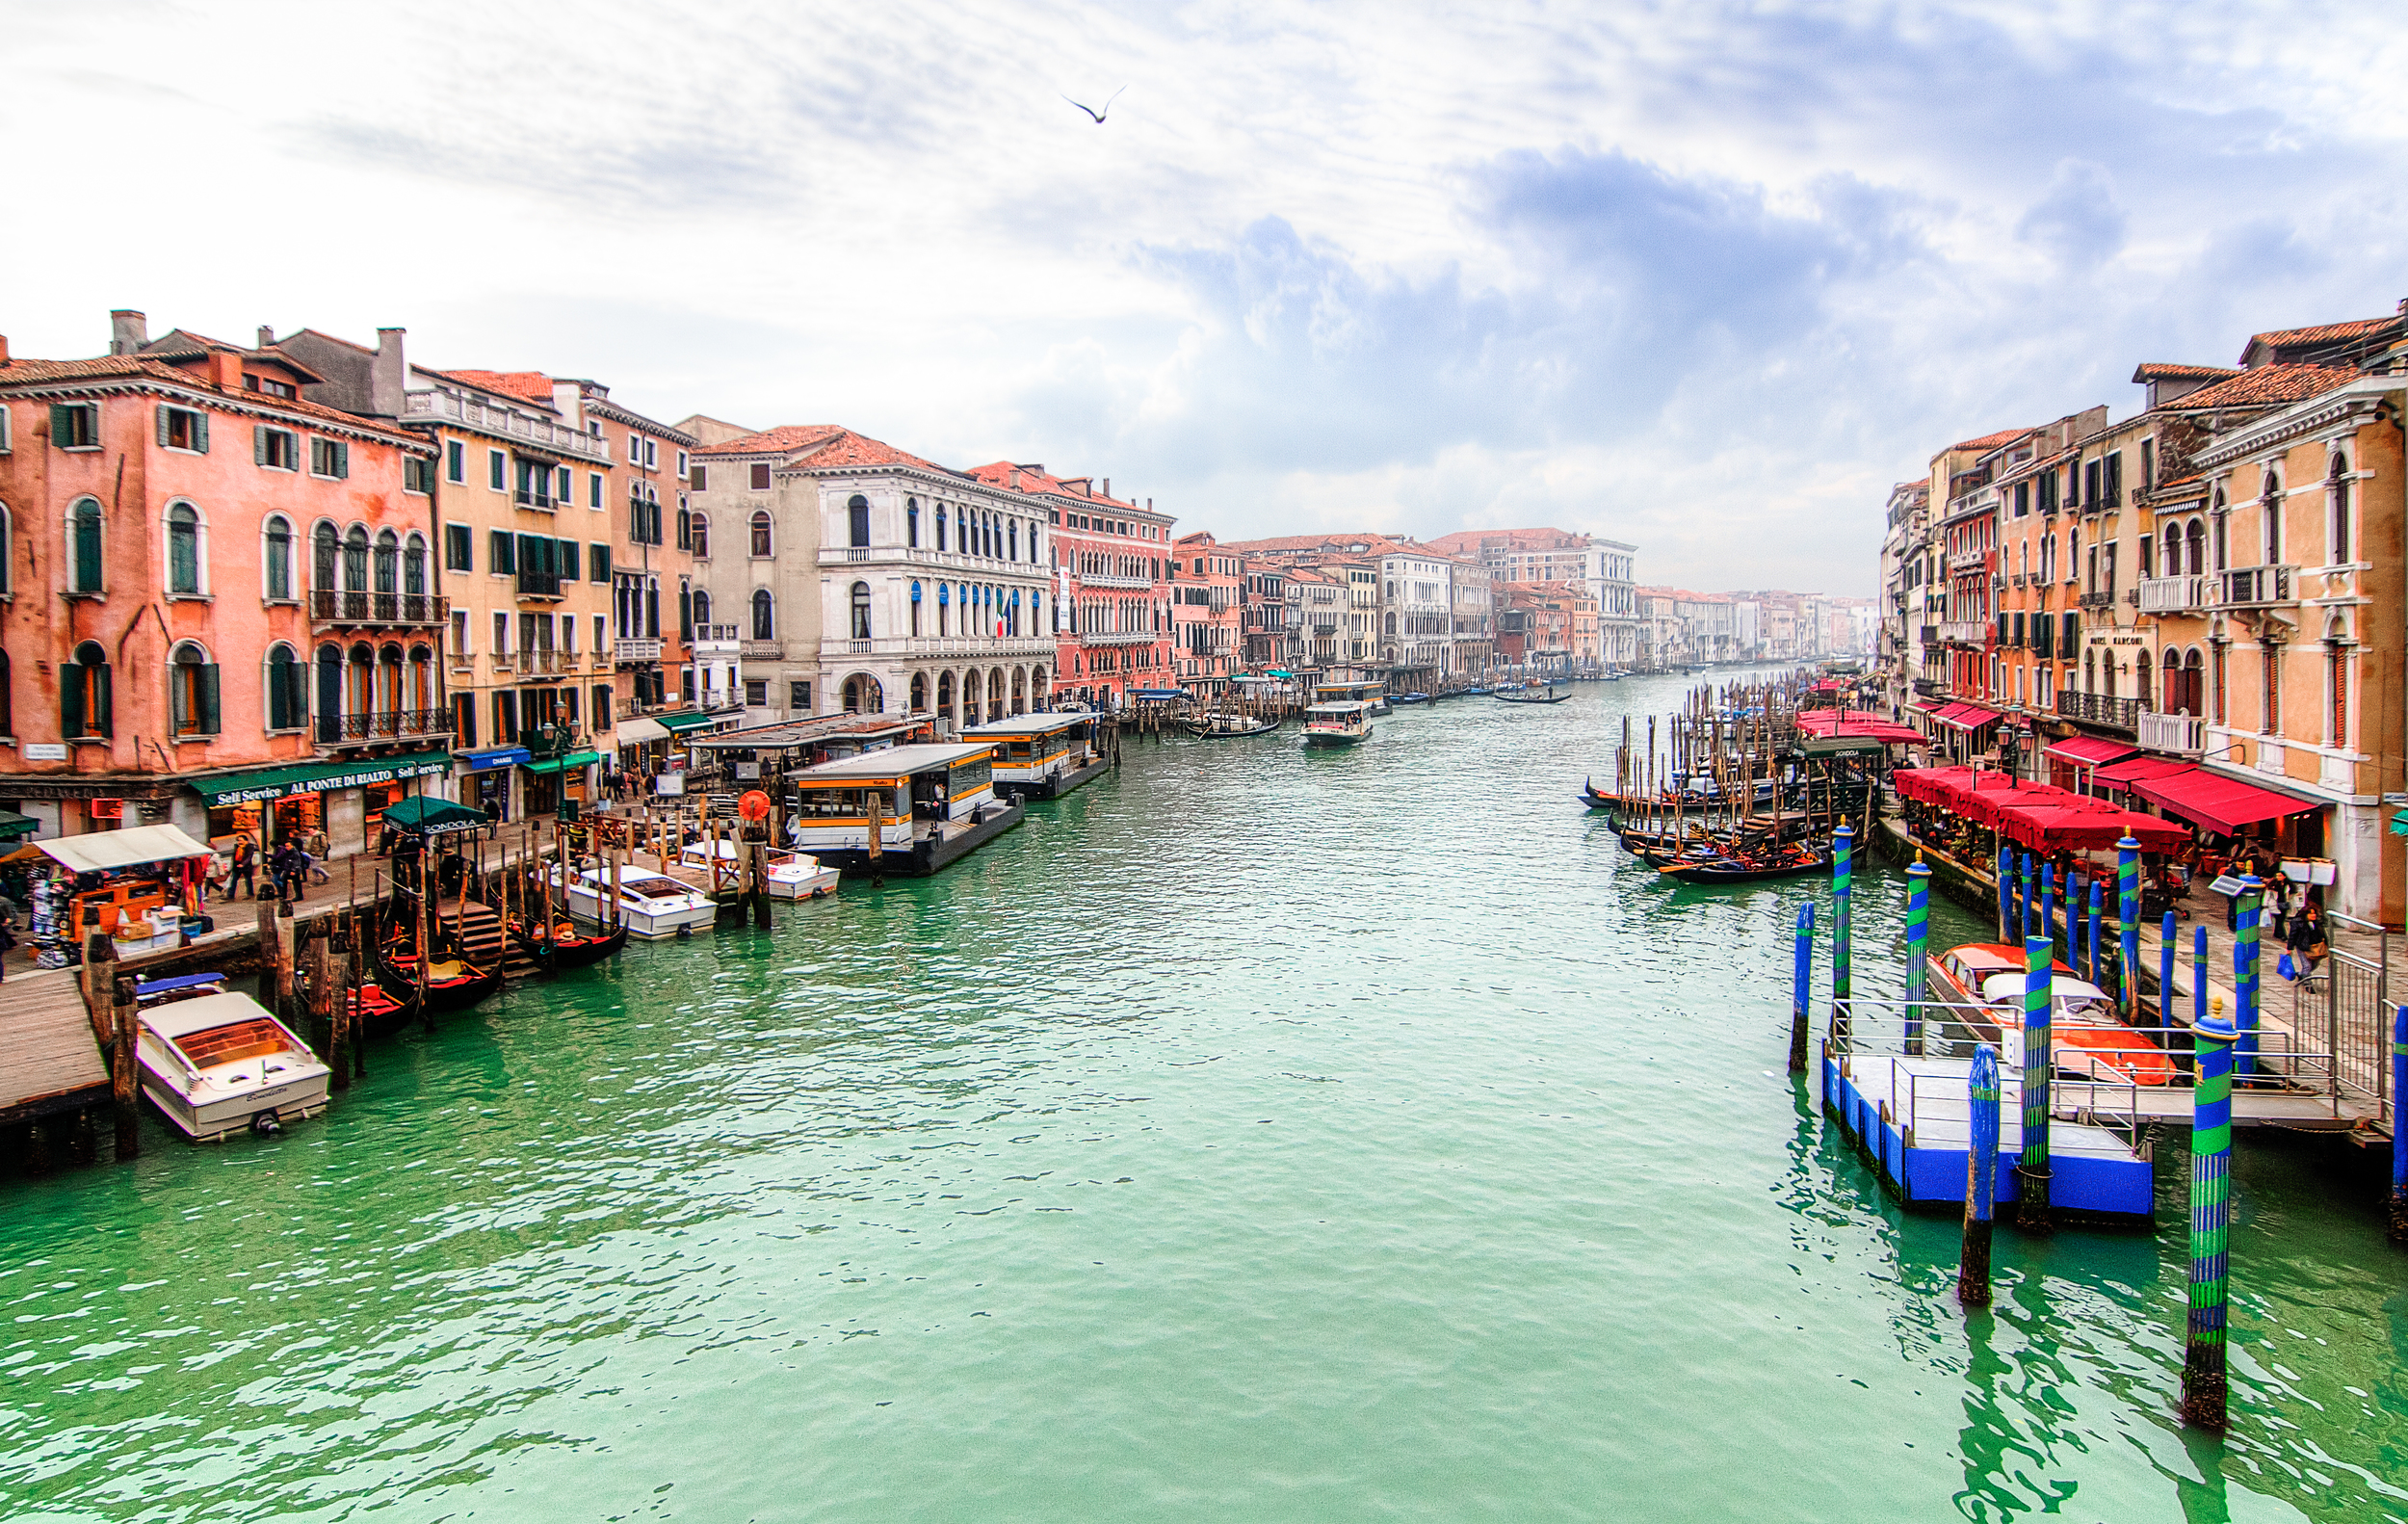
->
[109,309,147,355]
[256,325,275,350]
[1102,477,1111,499]
[0,334,10,366]
[212,350,245,390]
[371,328,407,418]
[1009,468,1021,489]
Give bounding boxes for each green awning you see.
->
[196,750,454,807]
[382,797,489,835]
[523,749,601,775]
[656,712,717,734]
[0,807,39,838]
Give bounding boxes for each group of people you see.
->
[203,830,331,904]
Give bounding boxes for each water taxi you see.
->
[679,838,841,899]
[785,743,1025,876]
[1301,700,1375,747]
[136,989,331,1141]
[957,713,1110,799]
[1927,943,2175,1086]
[547,864,719,939]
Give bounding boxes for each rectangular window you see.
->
[643,439,658,469]
[489,530,515,574]
[451,607,469,655]
[563,685,579,723]
[562,616,576,654]
[309,437,350,478]
[589,542,611,582]
[746,679,768,706]
[689,464,708,491]
[628,432,642,464]
[555,465,572,503]
[589,472,603,510]
[2263,646,2280,734]
[593,615,606,653]
[445,523,473,571]
[489,449,507,490]
[454,693,478,749]
[676,449,689,478]
[404,457,435,494]
[253,425,299,469]
[493,612,510,655]
[51,403,100,449]
[749,461,772,491]
[495,690,519,745]
[0,403,12,453]
[790,680,810,712]
[157,405,209,453]
[447,439,465,483]
[592,684,613,729]
[558,537,580,576]
[2139,439,2155,490]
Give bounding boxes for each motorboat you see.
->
[1926,942,2175,1087]
[679,838,840,900]
[1392,692,1432,705]
[549,863,718,939]
[1300,700,1374,747]
[135,989,331,1142]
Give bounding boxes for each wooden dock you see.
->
[0,970,111,1130]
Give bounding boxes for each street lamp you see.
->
[1998,719,2028,785]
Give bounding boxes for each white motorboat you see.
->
[136,990,330,1142]
[679,839,840,900]
[549,863,719,939]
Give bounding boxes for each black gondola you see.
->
[510,917,630,969]
[1653,851,1835,885]
[347,982,414,1039]
[375,944,503,1015]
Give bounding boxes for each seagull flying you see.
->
[1062,86,1126,124]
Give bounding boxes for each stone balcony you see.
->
[2138,576,2209,614]
[2138,710,2206,754]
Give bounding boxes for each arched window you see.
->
[344,525,369,591]
[347,642,376,730]
[0,648,10,739]
[70,497,103,593]
[909,672,928,712]
[315,644,343,743]
[63,640,111,737]
[2330,451,2352,565]
[907,497,920,548]
[266,644,305,731]
[166,503,203,594]
[407,644,434,716]
[313,521,339,591]
[850,581,872,641]
[910,580,923,637]
[1009,520,1020,562]
[374,529,399,594]
[404,533,428,595]
[676,506,692,550]
[2185,519,2205,578]
[692,512,709,559]
[2136,649,2153,713]
[2262,469,2282,563]
[380,643,405,719]
[264,514,293,600]
[849,493,871,548]
[751,588,774,641]
[691,590,711,630]
[170,642,219,737]
[750,511,772,558]
[936,504,949,552]
[2082,648,2096,693]
[0,501,11,596]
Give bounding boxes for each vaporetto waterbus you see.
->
[956,712,1110,800]
[784,743,1026,876]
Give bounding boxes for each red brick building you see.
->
[964,463,1175,708]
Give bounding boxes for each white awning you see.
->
[615,717,670,744]
[38,823,216,874]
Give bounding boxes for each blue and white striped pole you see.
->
[2018,933,2054,1231]
[2181,1003,2239,1431]
[1958,1042,2000,1307]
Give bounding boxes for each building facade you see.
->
[961,463,1174,709]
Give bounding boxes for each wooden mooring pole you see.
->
[1957,1042,1999,1307]
[1787,903,1814,1075]
[2389,1005,2406,1243]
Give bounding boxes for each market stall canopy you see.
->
[1931,703,2004,731]
[0,807,39,839]
[1984,801,2190,853]
[655,712,718,734]
[380,797,489,836]
[2131,768,2321,838]
[37,824,214,874]
[2042,736,2136,768]
[615,717,670,743]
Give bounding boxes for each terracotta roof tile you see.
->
[2131,362,2238,381]
[0,354,424,442]
[963,460,1139,509]
[2163,363,2354,411]
[2248,317,2396,349]
[1946,426,2034,452]
[695,424,846,456]
[439,369,559,404]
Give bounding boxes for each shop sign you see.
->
[87,798,123,819]
[202,755,452,807]
[23,743,67,761]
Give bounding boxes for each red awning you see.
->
[1987,801,2191,853]
[2132,768,2325,837]
[2091,755,2195,790]
[2042,736,2136,768]
[1934,703,2003,731]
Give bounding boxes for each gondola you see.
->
[1188,713,1281,738]
[510,915,631,970]
[1495,684,1572,705]
[1392,692,1432,705]
[347,982,414,1039]
[375,943,502,1016]
[1653,850,1834,885]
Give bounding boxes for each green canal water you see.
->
[5,675,2404,1522]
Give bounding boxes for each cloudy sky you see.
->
[6,1,2403,592]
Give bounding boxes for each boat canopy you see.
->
[790,743,997,783]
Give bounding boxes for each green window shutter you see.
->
[334,441,350,479]
[60,663,84,737]
[156,405,170,448]
[491,530,514,574]
[93,664,113,738]
[51,404,76,446]
[558,537,577,574]
[194,412,208,454]
[199,665,222,735]
[289,659,310,726]
[254,424,267,464]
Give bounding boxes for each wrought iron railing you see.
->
[2055,689,2139,732]
[316,708,453,744]
[309,590,449,625]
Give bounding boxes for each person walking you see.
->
[227,835,257,901]
[2287,899,2329,980]
[304,828,332,885]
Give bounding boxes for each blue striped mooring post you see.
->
[2041,864,2057,959]
[2390,1005,2406,1243]
[2086,880,2105,985]
[2235,875,2263,1079]
[1957,1042,2000,1307]
[2193,924,2209,1029]
[2181,1003,2240,1431]
[1787,903,1815,1074]
[2159,912,2177,1029]
[1996,843,2014,943]
[1905,862,1931,1057]
[2017,933,2055,1232]
[1831,825,1854,1044]
[2118,838,2141,1018]
[2021,853,2037,940]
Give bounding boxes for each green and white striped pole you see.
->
[2086,880,2105,985]
[2117,838,2141,1019]
[2159,912,2176,1029]
[1832,824,1854,1045]
[2390,1005,2406,1244]
[1958,1041,2000,1307]
[2181,1002,2239,1431]
[2193,924,2209,1029]
[2017,933,2054,1232]
[1905,862,1931,1057]
[2235,875,2263,1079]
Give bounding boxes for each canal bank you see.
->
[3,676,2400,1523]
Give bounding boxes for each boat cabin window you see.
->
[796,787,887,820]
[949,758,993,792]
[622,878,689,900]
[172,1019,292,1068]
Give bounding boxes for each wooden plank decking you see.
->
[0,970,110,1127]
